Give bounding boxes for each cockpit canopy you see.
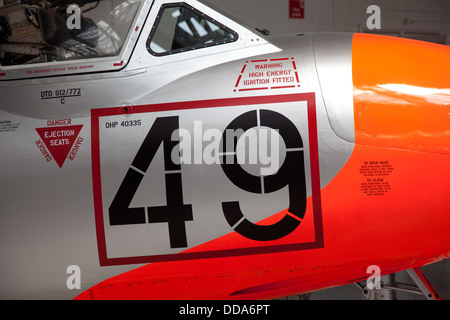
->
[147,3,237,56]
[0,0,142,66]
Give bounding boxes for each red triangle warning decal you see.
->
[36,125,83,168]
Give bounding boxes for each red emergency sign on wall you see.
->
[289,0,305,19]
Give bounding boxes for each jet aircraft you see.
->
[0,0,449,300]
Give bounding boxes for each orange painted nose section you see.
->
[352,33,450,155]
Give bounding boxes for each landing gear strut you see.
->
[356,268,442,300]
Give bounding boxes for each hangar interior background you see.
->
[205,0,450,300]
[207,0,450,45]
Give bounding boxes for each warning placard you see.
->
[35,123,83,168]
[234,58,301,92]
[359,161,394,196]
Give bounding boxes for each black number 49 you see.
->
[108,111,307,248]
